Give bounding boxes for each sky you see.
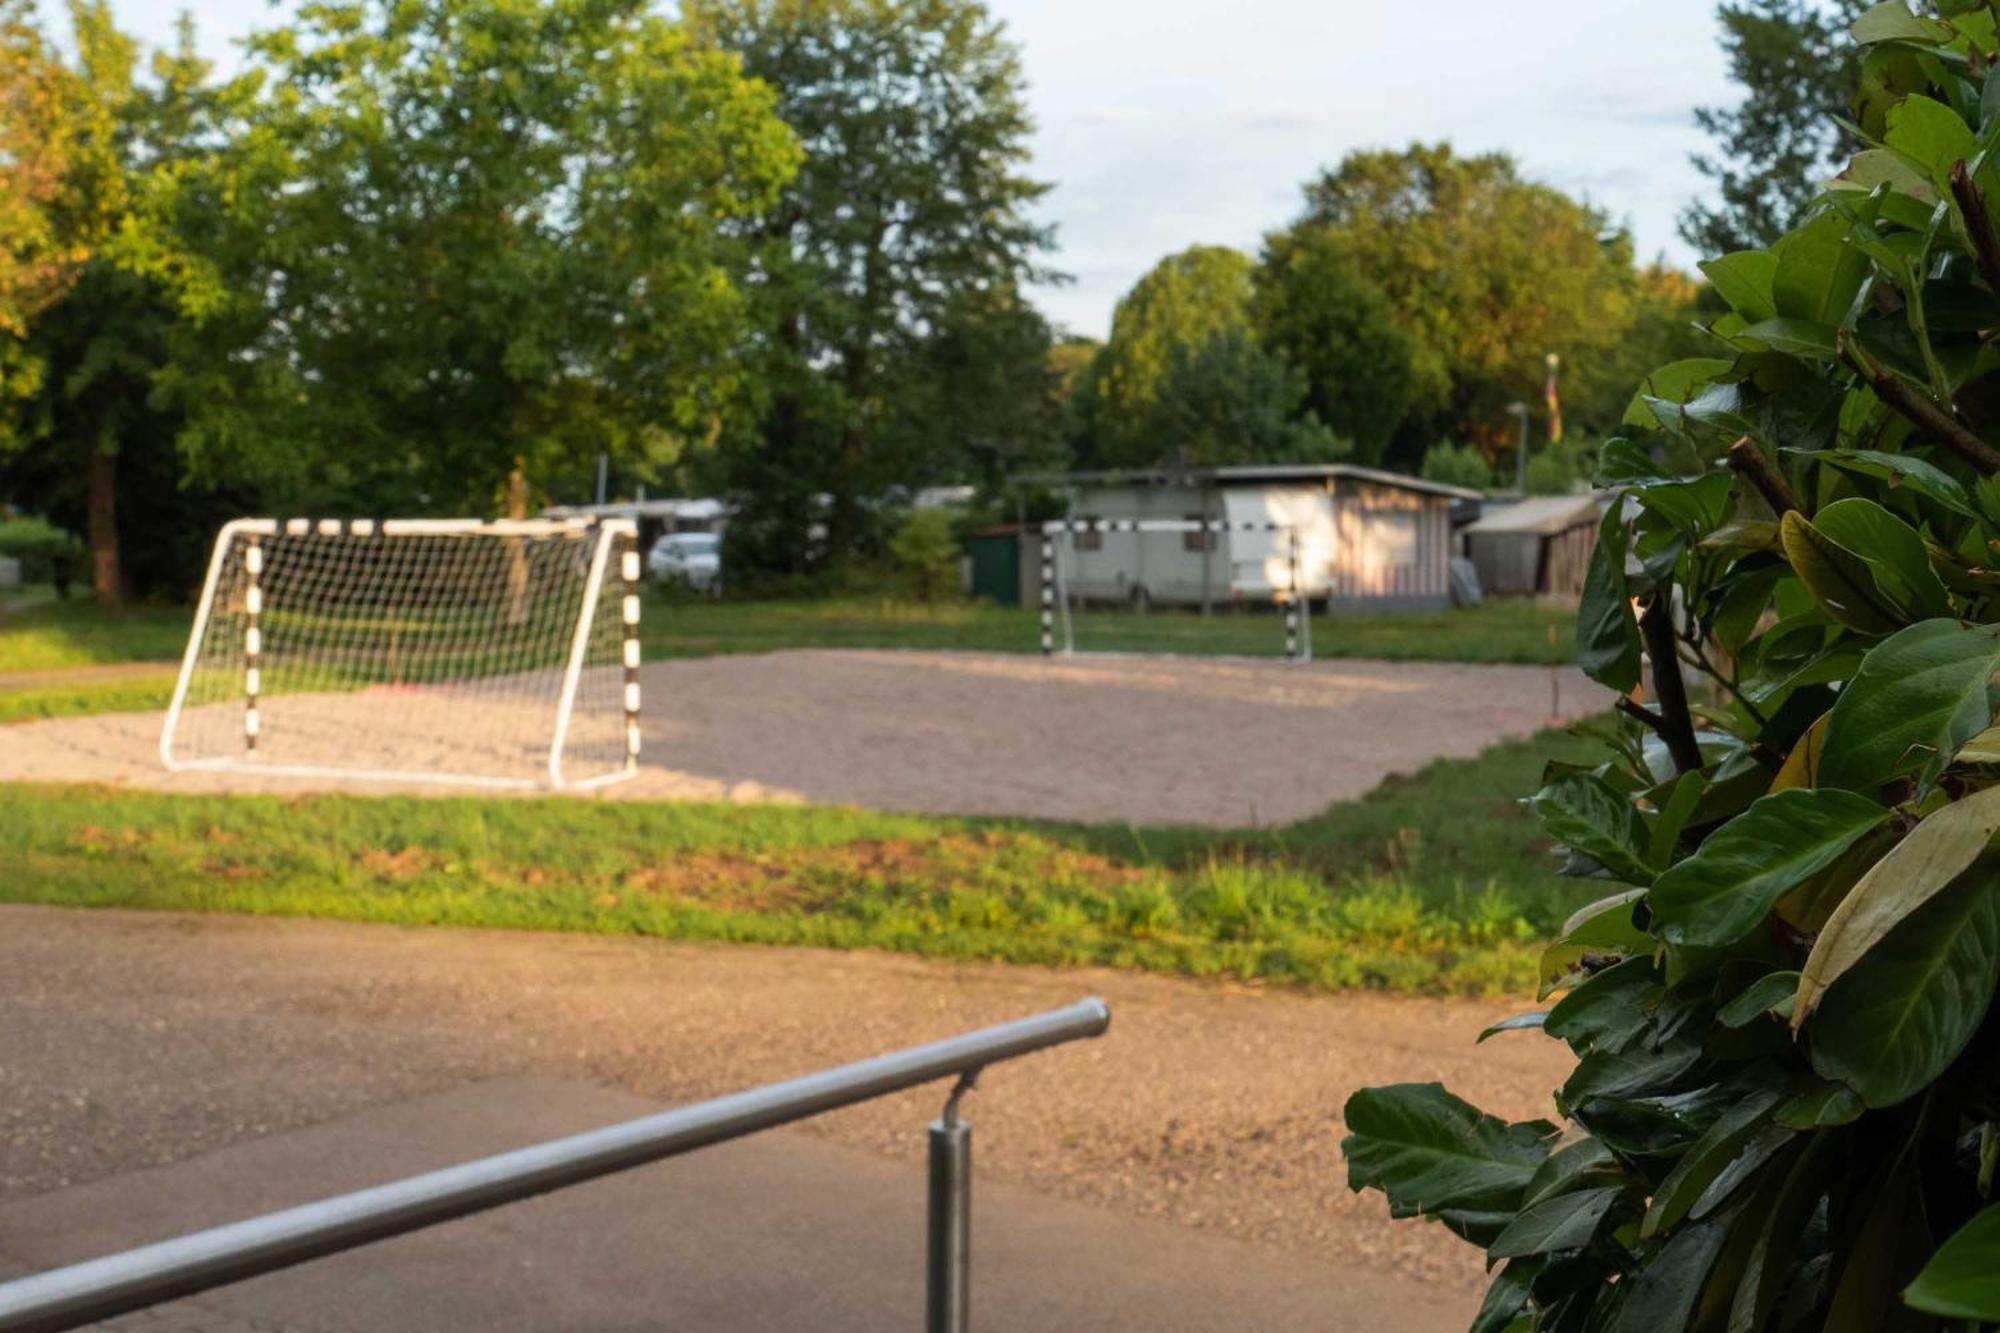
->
[79,0,1737,341]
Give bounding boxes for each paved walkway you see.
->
[2,1077,1476,1331]
[0,906,1574,1327]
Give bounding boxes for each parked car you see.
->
[645,531,722,592]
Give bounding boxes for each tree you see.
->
[1251,227,1413,467]
[1086,245,1254,461]
[684,0,1055,576]
[0,0,88,338]
[0,2,189,605]
[149,0,799,519]
[1416,441,1491,491]
[1346,10,2000,1325]
[1681,0,1868,256]
[1282,144,1649,463]
[1116,327,1341,469]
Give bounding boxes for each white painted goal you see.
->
[160,517,642,789]
[1038,518,1312,660]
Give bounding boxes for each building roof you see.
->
[544,498,727,522]
[1012,463,1483,501]
[1461,494,1602,536]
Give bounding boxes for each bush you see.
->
[1343,10,2000,1328]
[1419,440,1493,490]
[887,508,960,602]
[0,516,84,595]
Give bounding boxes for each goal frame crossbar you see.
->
[159,516,643,791]
[1036,518,1313,662]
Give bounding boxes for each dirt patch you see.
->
[358,847,440,882]
[618,831,1148,912]
[0,650,1606,827]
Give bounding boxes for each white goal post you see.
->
[1037,518,1312,661]
[160,517,643,790]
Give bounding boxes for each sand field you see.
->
[2,649,1603,825]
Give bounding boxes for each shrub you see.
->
[1420,440,1494,490]
[887,508,961,602]
[0,516,84,595]
[1342,7,2000,1327]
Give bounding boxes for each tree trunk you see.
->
[87,449,121,607]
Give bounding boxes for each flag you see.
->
[1544,353,1563,444]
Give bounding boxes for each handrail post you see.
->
[926,1072,976,1333]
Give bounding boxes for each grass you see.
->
[641,594,1577,665]
[0,725,1603,996]
[0,594,190,672]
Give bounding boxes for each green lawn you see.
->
[0,595,190,672]
[0,724,1601,996]
[641,594,1577,664]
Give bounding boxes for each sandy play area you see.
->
[1,650,1604,826]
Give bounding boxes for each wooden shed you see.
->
[1018,464,1480,612]
[1460,494,1602,597]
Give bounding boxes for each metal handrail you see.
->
[0,997,1111,1333]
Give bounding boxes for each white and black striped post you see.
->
[243,536,262,751]
[1039,535,1055,655]
[1283,528,1300,662]
[620,536,642,770]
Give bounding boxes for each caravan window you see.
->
[1076,516,1103,551]
[1182,513,1217,552]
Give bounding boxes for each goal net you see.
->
[1038,518,1312,660]
[160,517,642,789]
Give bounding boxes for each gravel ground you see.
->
[3,650,1600,825]
[0,906,1572,1294]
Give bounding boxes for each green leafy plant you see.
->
[1343,5,2000,1327]
[887,508,961,603]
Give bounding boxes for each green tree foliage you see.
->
[146,0,798,517]
[886,506,959,601]
[684,0,1055,576]
[1085,245,1254,460]
[1682,0,1870,255]
[1250,226,1413,466]
[0,3,207,604]
[1132,327,1343,468]
[1278,144,1671,461]
[1345,8,2000,1325]
[1417,441,1493,491]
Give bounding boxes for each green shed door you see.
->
[967,532,1022,605]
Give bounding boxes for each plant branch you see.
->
[1724,435,1800,517]
[1840,329,2000,476]
[1950,161,2000,299]
[1639,595,1704,775]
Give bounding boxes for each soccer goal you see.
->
[1037,518,1313,660]
[160,517,642,789]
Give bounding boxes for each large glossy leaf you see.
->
[1808,863,2000,1106]
[1576,504,1641,692]
[1779,509,1906,634]
[1817,619,2000,794]
[1728,1136,1833,1332]
[1488,1185,1624,1259]
[1717,971,1801,1028]
[1772,210,1869,325]
[1820,448,1979,519]
[1523,1138,1622,1208]
[1808,498,1952,620]
[1470,1260,1538,1333]
[1796,785,2000,1022]
[1604,1210,1737,1333]
[1621,359,1734,428]
[1526,773,1653,885]
[1852,0,1938,43]
[1341,1083,1555,1218]
[1698,251,1778,324]
[1544,955,1659,1056]
[1646,788,1890,946]
[1884,93,1978,188]
[1641,1084,1789,1238]
[1904,1204,2000,1319]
